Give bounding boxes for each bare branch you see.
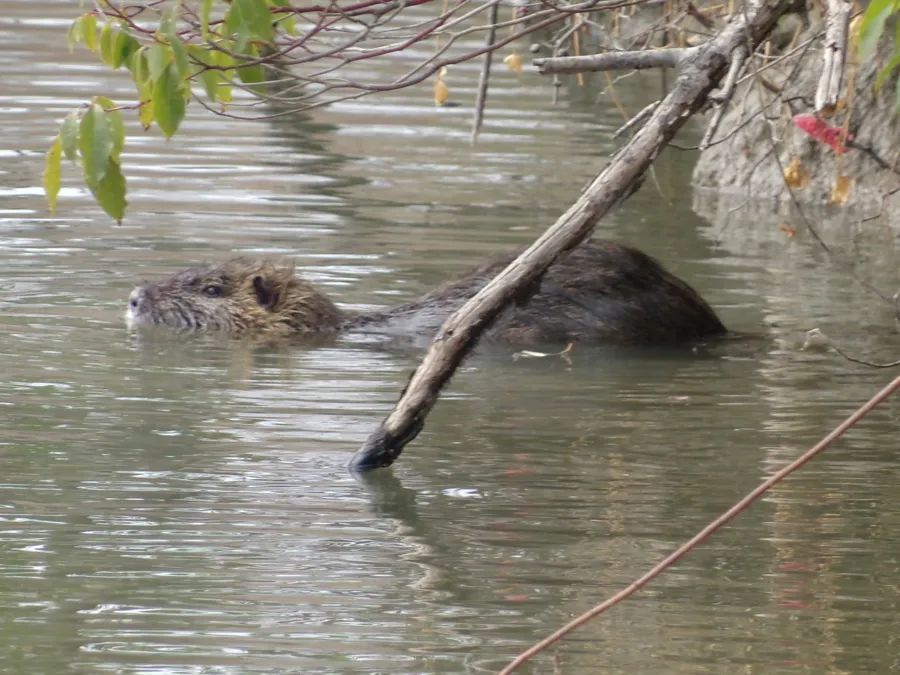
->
[534,46,698,74]
[700,44,748,149]
[815,0,851,113]
[471,0,500,142]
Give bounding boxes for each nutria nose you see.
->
[128,287,146,311]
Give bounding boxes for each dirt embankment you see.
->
[692,28,899,229]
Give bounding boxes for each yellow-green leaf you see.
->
[43,136,63,214]
[67,15,83,52]
[212,49,235,104]
[271,0,298,35]
[201,0,214,39]
[138,90,155,129]
[60,112,80,161]
[82,13,98,51]
[127,46,148,81]
[858,0,894,59]
[90,156,128,223]
[153,64,187,138]
[198,67,221,102]
[876,52,900,89]
[100,22,114,65]
[79,102,114,186]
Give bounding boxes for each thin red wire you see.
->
[500,372,900,674]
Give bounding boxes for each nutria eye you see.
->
[203,285,222,297]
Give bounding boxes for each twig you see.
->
[471,0,500,143]
[815,0,851,114]
[500,372,900,673]
[699,44,747,149]
[686,0,716,29]
[803,329,900,368]
[860,185,900,223]
[614,99,660,137]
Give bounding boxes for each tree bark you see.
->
[350,0,796,472]
[815,0,851,114]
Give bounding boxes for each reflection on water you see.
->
[2,1,899,674]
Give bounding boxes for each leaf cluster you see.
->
[48,0,286,219]
[44,98,127,222]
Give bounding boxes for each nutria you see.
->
[126,241,726,344]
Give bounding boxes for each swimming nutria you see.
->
[126,241,726,344]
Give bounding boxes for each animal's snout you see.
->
[128,285,160,312]
[128,286,153,312]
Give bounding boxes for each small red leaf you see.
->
[792,113,852,154]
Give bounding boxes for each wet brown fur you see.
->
[127,241,727,345]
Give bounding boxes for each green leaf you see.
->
[100,26,139,68]
[111,30,140,69]
[60,112,80,161]
[90,156,128,223]
[79,102,114,186]
[167,31,191,80]
[859,0,895,59]
[43,136,62,214]
[224,4,248,52]
[147,42,172,83]
[241,0,275,41]
[153,63,187,138]
[236,43,265,92]
[95,97,125,158]
[186,44,218,100]
[128,46,149,85]
[237,61,266,89]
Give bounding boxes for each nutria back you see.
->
[127,241,726,345]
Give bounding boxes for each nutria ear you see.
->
[252,274,281,310]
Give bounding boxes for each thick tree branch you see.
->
[350,0,797,472]
[534,46,698,74]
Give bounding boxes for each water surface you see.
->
[1,2,899,673]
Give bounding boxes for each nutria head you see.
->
[126,257,344,337]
